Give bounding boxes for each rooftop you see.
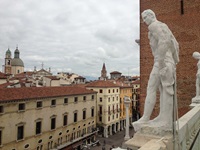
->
[0,86,96,102]
[86,80,119,88]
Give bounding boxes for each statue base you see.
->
[192,96,200,103]
[124,125,174,150]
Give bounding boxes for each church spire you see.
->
[101,63,107,80]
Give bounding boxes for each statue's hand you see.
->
[159,67,167,76]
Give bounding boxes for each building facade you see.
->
[0,86,97,150]
[86,80,120,138]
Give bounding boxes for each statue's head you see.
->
[193,52,200,60]
[141,9,156,25]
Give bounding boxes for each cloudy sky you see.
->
[0,0,140,78]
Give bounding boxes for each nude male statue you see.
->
[132,9,179,131]
[192,52,200,102]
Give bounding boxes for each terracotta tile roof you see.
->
[44,76,60,80]
[10,76,26,81]
[0,86,97,102]
[75,76,85,79]
[15,71,35,77]
[132,80,140,84]
[110,71,122,74]
[72,84,88,88]
[86,80,119,88]
[0,82,12,88]
[0,72,7,79]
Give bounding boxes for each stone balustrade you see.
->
[124,104,200,150]
[178,104,200,150]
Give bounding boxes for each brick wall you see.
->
[140,1,200,118]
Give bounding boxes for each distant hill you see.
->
[84,76,97,81]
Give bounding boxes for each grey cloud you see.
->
[0,0,140,77]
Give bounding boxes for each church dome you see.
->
[11,47,24,67]
[11,58,24,66]
[6,48,11,55]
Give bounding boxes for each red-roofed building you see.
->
[110,71,122,80]
[74,76,86,84]
[0,72,7,84]
[0,86,98,150]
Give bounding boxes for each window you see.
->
[0,106,3,114]
[108,97,110,102]
[117,89,119,92]
[64,98,68,104]
[112,115,114,120]
[37,145,43,150]
[108,89,110,93]
[91,95,94,100]
[51,117,56,130]
[36,121,42,135]
[83,96,86,101]
[99,97,102,102]
[0,130,2,146]
[74,111,77,123]
[113,89,115,93]
[17,125,24,140]
[83,109,86,120]
[99,89,103,93]
[99,116,102,122]
[63,114,68,126]
[91,107,94,117]
[74,97,78,103]
[18,103,25,111]
[108,116,110,121]
[36,101,42,108]
[51,99,56,106]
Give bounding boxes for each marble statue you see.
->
[192,52,200,103]
[132,9,179,131]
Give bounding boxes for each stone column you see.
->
[110,126,112,135]
[113,124,116,133]
[124,96,131,141]
[104,126,108,138]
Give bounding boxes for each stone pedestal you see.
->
[192,96,200,103]
[124,126,175,150]
[190,97,200,109]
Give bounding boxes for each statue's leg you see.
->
[136,70,160,122]
[196,77,199,97]
[159,87,173,128]
[149,83,163,123]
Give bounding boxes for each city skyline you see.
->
[0,0,140,77]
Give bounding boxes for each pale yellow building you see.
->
[0,86,97,150]
[86,80,120,138]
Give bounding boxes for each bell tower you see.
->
[100,63,107,80]
[4,48,12,74]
